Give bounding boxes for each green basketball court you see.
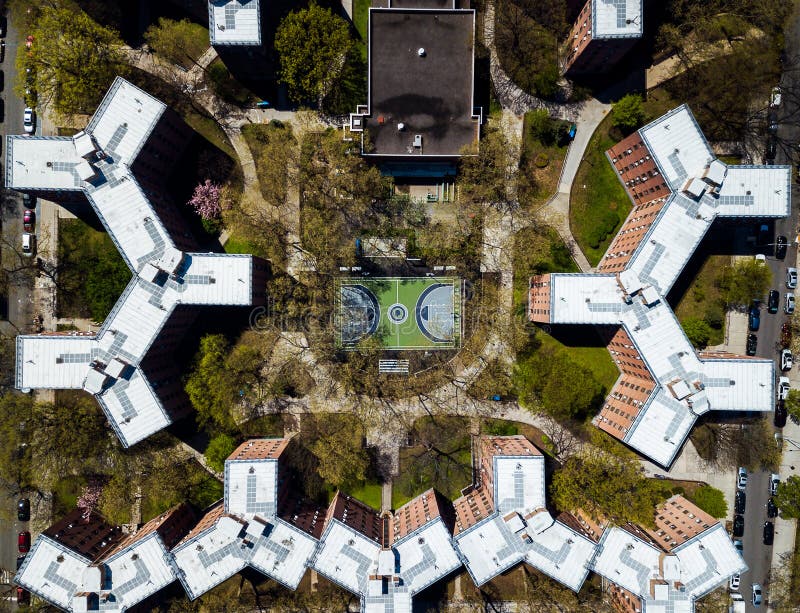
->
[336,277,462,350]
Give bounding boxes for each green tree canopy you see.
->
[458,124,517,208]
[205,433,238,472]
[513,342,605,420]
[550,436,669,527]
[717,258,772,307]
[611,94,647,133]
[785,389,800,423]
[774,475,800,519]
[688,485,727,518]
[21,6,128,115]
[144,17,209,68]
[309,420,369,490]
[275,2,355,108]
[682,317,713,348]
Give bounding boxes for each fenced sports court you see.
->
[336,277,462,350]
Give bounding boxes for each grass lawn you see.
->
[673,255,728,346]
[538,332,619,393]
[569,113,631,266]
[642,87,680,122]
[353,0,369,41]
[223,234,261,255]
[518,112,569,211]
[53,476,86,518]
[343,481,383,510]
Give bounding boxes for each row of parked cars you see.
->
[16,497,30,604]
[729,470,780,606]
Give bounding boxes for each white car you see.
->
[787,267,798,289]
[23,107,34,133]
[786,292,795,314]
[729,573,740,591]
[778,376,791,400]
[737,467,748,490]
[771,86,782,107]
[781,349,793,371]
[753,583,763,606]
[770,473,780,495]
[21,232,34,256]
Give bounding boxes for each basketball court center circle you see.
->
[387,303,409,325]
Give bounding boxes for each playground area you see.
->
[336,277,462,350]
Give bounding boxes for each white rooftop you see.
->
[224,456,278,518]
[11,77,261,449]
[592,0,643,38]
[16,532,177,613]
[209,0,262,46]
[591,524,746,608]
[456,451,596,590]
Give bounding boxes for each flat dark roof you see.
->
[366,9,477,157]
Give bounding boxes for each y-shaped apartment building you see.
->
[8,77,269,448]
[530,105,790,467]
[17,436,745,612]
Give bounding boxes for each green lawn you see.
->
[338,277,461,350]
[518,112,570,211]
[223,234,260,255]
[538,333,619,393]
[570,113,632,266]
[353,0,369,41]
[673,255,728,347]
[343,481,383,510]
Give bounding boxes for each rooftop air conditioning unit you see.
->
[413,134,422,148]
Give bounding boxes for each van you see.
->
[21,232,34,256]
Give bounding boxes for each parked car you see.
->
[769,290,780,313]
[770,473,780,495]
[758,223,771,245]
[23,209,34,233]
[734,539,743,554]
[737,466,748,490]
[18,531,30,553]
[15,555,24,570]
[16,586,29,605]
[0,16,6,38]
[729,573,740,591]
[775,400,787,427]
[778,376,791,400]
[771,86,783,107]
[767,137,778,161]
[763,521,774,545]
[753,583,762,606]
[781,321,792,347]
[781,348,793,371]
[749,301,761,331]
[776,235,788,259]
[733,514,745,537]
[23,107,34,133]
[767,498,778,518]
[21,192,35,208]
[788,267,798,289]
[786,293,795,314]
[735,490,746,514]
[17,498,30,521]
[746,333,758,356]
[21,232,35,256]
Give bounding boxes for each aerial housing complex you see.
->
[529,105,790,467]
[18,436,745,611]
[8,77,269,448]
[563,0,643,75]
[349,0,481,175]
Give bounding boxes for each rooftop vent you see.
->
[418,48,426,57]
[397,122,405,131]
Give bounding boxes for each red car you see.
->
[23,209,34,232]
[18,531,30,553]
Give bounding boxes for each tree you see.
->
[682,317,713,348]
[458,124,519,208]
[611,94,647,133]
[550,438,669,527]
[144,17,209,68]
[274,3,355,108]
[514,341,604,420]
[21,6,128,115]
[187,180,223,220]
[717,258,772,307]
[185,334,239,432]
[774,475,800,519]
[688,485,727,518]
[205,433,237,473]
[785,389,800,423]
[309,421,369,490]
[527,109,560,146]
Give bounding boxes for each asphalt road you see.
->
[737,6,800,608]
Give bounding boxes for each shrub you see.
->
[612,94,647,134]
[534,153,550,168]
[205,433,237,472]
[682,317,713,348]
[688,485,727,518]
